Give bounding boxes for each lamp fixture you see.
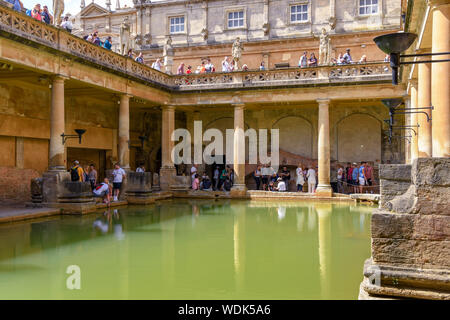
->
[61,129,86,145]
[373,32,450,85]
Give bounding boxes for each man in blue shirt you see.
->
[358,162,366,193]
[351,162,359,193]
[343,48,353,64]
[103,36,112,50]
[6,0,23,12]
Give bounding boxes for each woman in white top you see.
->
[296,164,305,192]
[222,57,231,72]
[152,59,162,71]
[306,167,316,193]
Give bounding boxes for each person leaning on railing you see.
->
[4,0,23,12]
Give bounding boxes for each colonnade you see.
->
[409,1,449,161]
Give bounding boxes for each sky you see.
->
[21,0,134,15]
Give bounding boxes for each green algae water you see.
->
[0,200,373,300]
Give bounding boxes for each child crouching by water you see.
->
[93,178,112,205]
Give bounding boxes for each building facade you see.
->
[0,0,408,202]
[74,0,402,70]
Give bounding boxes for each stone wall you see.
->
[360,158,450,300]
[0,167,40,203]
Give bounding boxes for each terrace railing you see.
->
[172,62,391,91]
[0,4,392,92]
[0,3,174,88]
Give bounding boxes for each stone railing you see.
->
[0,4,391,92]
[173,62,391,90]
[0,3,174,88]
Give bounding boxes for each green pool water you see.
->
[0,200,373,300]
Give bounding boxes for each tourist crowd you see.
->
[69,160,127,206]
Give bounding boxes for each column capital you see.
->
[162,105,176,111]
[316,98,331,106]
[232,103,245,110]
[120,93,133,99]
[52,75,69,83]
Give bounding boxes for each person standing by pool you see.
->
[70,160,84,182]
[213,166,220,190]
[280,166,291,191]
[351,163,359,193]
[112,163,126,202]
[358,162,366,194]
[136,164,145,173]
[88,164,98,190]
[253,165,262,190]
[296,163,305,192]
[306,167,316,193]
[192,174,200,190]
[261,163,270,191]
[337,164,344,194]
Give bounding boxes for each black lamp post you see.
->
[373,32,450,85]
[61,129,86,145]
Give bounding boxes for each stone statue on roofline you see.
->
[232,37,244,70]
[119,16,131,55]
[53,0,65,26]
[318,28,331,66]
[163,36,174,74]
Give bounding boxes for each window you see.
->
[228,10,244,28]
[170,16,185,34]
[359,0,378,15]
[290,4,308,23]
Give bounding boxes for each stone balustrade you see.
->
[173,62,391,90]
[0,3,392,92]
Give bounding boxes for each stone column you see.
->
[160,105,176,191]
[410,80,419,161]
[49,76,66,171]
[430,1,450,157]
[417,55,433,158]
[231,104,247,195]
[316,99,332,197]
[118,94,131,169]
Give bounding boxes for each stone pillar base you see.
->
[315,184,333,197]
[230,184,248,198]
[126,172,153,204]
[359,258,450,300]
[159,167,177,191]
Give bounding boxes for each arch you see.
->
[272,115,313,158]
[336,113,381,163]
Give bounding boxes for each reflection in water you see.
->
[277,206,286,221]
[296,209,305,232]
[316,204,332,299]
[308,205,317,231]
[0,200,374,299]
[233,205,246,294]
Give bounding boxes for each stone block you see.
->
[415,186,450,216]
[372,211,450,241]
[379,164,411,181]
[412,158,450,187]
[127,172,152,193]
[372,238,450,269]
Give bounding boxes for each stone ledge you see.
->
[360,259,450,300]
